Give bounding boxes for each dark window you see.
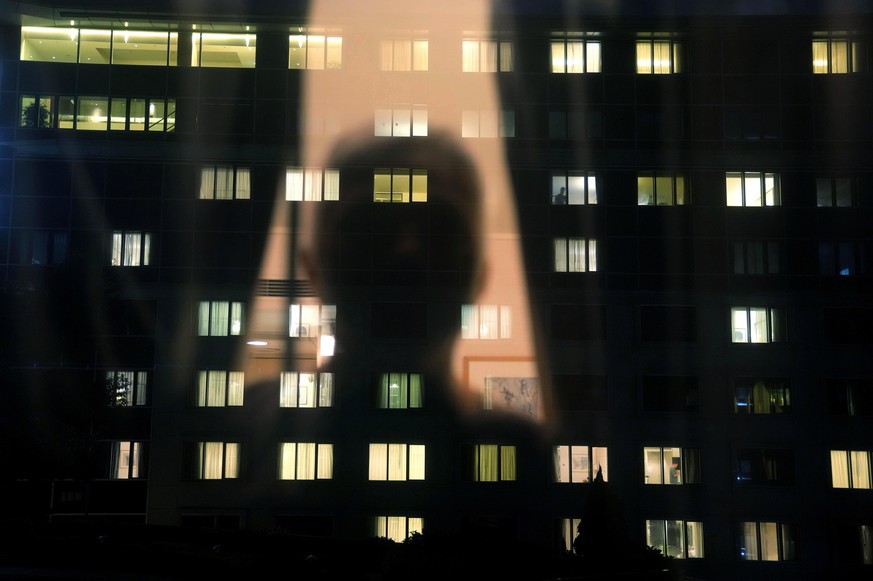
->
[551,305,607,341]
[371,303,427,339]
[826,379,873,416]
[736,449,796,486]
[824,309,873,344]
[552,374,608,411]
[640,306,697,341]
[641,376,699,412]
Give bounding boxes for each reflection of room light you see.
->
[149,103,155,114]
[231,321,241,335]
[246,340,268,346]
[245,35,250,47]
[124,33,129,43]
[320,335,335,356]
[813,59,827,67]
[91,107,102,122]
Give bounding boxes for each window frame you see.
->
[551,37,602,74]
[461,304,512,339]
[110,231,152,267]
[636,172,688,206]
[554,444,608,483]
[193,441,240,480]
[472,444,517,482]
[725,171,781,207]
[285,167,340,201]
[106,370,149,406]
[730,307,786,344]
[812,36,866,74]
[646,519,705,559]
[110,440,145,479]
[553,237,598,273]
[368,443,426,481]
[462,38,513,72]
[200,165,251,200]
[830,450,872,489]
[373,168,427,203]
[288,32,343,70]
[278,442,334,480]
[197,300,245,337]
[738,521,799,561]
[376,372,424,409]
[280,371,334,408]
[375,105,428,137]
[551,171,598,205]
[636,37,683,74]
[195,370,245,407]
[380,38,429,71]
[732,240,782,275]
[373,516,423,542]
[643,446,701,485]
[733,379,791,414]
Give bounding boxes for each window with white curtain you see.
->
[461,109,515,138]
[812,37,865,73]
[285,167,339,201]
[462,39,513,72]
[198,301,244,336]
[559,518,582,552]
[111,231,152,266]
[554,445,608,483]
[816,176,855,207]
[730,307,786,344]
[637,173,688,205]
[376,373,423,409]
[373,168,427,202]
[554,238,598,272]
[280,372,334,408]
[368,443,425,481]
[646,520,704,559]
[194,442,240,479]
[738,521,798,561]
[289,33,342,69]
[199,166,251,200]
[725,172,781,207]
[196,370,245,407]
[105,370,148,406]
[552,172,598,205]
[734,379,790,414]
[643,447,701,485]
[636,38,683,74]
[461,304,512,339]
[289,304,336,356]
[473,444,516,482]
[551,38,601,73]
[831,450,872,489]
[374,516,423,542]
[110,441,143,479]
[278,443,333,480]
[375,105,428,137]
[380,39,428,71]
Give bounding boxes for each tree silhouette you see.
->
[21,101,50,128]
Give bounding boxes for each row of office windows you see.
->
[108,439,872,492]
[21,26,868,75]
[104,368,873,418]
[19,95,175,131]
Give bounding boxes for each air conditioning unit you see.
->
[295,324,310,337]
[733,330,746,343]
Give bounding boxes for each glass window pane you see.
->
[78,29,111,64]
[21,27,78,62]
[112,31,170,66]
[76,97,108,131]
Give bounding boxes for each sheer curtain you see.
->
[586,41,601,73]
[500,445,516,480]
[201,442,224,479]
[280,443,297,479]
[227,371,244,406]
[316,444,333,479]
[224,443,239,478]
[740,522,758,560]
[388,443,407,480]
[851,451,871,488]
[566,41,583,73]
[476,445,498,481]
[412,40,428,70]
[215,166,234,199]
[408,445,425,480]
[297,442,316,479]
[499,41,513,72]
[235,168,250,199]
[462,40,479,72]
[369,444,388,480]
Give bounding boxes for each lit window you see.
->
[551,37,601,73]
[733,241,781,275]
[12,230,68,265]
[110,441,144,479]
[738,522,798,561]
[110,97,176,132]
[819,241,867,276]
[554,445,608,483]
[373,168,427,203]
[636,38,683,74]
[817,177,855,207]
[554,238,598,272]
[644,447,700,485]
[111,30,178,66]
[461,304,512,339]
[278,443,333,480]
[374,516,422,542]
[730,307,786,344]
[286,168,339,201]
[376,373,423,409]
[289,304,336,356]
[58,96,75,128]
[463,39,513,72]
[111,231,152,266]
[19,95,55,128]
[646,520,705,559]
[736,449,796,485]
[375,105,428,137]
[831,450,872,489]
[812,36,865,73]
[637,173,687,205]
[76,96,109,131]
[734,379,790,414]
[196,371,245,407]
[725,172,781,207]
[380,39,428,71]
[368,443,425,481]
[461,109,515,138]
[194,442,240,479]
[559,518,582,552]
[197,301,245,336]
[552,172,598,205]
[280,372,334,408]
[105,370,148,406]
[192,32,256,68]
[827,379,873,416]
[20,26,78,62]
[200,166,251,200]
[289,33,342,69]
[473,444,516,482]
